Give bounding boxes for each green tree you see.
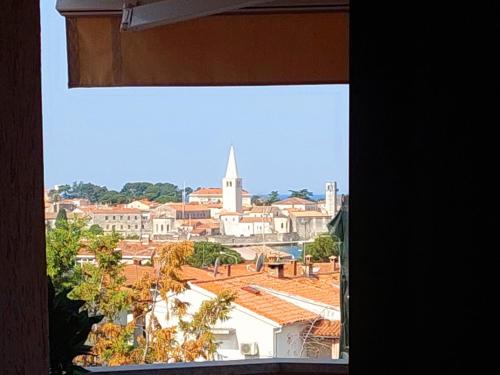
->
[266,191,280,205]
[251,195,264,206]
[71,181,108,203]
[55,208,68,228]
[187,242,243,268]
[80,242,236,365]
[46,216,88,291]
[71,232,130,320]
[288,189,314,200]
[120,182,154,199]
[88,224,104,235]
[48,188,61,203]
[99,191,131,204]
[303,234,340,262]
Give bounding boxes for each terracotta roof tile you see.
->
[273,197,317,205]
[89,207,143,214]
[190,188,250,196]
[195,277,319,325]
[310,319,341,338]
[123,264,157,286]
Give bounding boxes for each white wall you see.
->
[276,323,309,358]
[148,284,282,360]
[221,215,241,236]
[152,218,174,235]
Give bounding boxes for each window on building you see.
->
[105,216,108,220]
[128,216,130,220]
[120,215,123,220]
[161,224,164,232]
[135,216,138,220]
[135,224,138,229]
[113,216,116,220]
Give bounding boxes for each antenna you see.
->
[213,256,221,277]
[255,253,264,272]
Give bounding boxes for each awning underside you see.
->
[66,11,348,87]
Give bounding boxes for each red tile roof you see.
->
[195,276,320,325]
[309,319,341,338]
[123,264,157,286]
[161,203,211,212]
[273,197,317,206]
[190,188,250,196]
[89,207,143,214]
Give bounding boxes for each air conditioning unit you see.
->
[240,342,258,356]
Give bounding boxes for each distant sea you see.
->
[274,194,325,201]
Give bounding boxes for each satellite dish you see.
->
[255,253,264,272]
[213,256,221,277]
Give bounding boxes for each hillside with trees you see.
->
[48,181,193,205]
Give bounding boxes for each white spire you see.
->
[225,145,239,178]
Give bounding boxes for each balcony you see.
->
[87,358,348,374]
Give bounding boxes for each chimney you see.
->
[291,260,298,276]
[329,255,338,272]
[226,264,232,277]
[267,262,285,278]
[303,255,314,277]
[305,254,313,265]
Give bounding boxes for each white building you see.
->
[272,197,318,214]
[325,182,338,217]
[222,145,243,213]
[189,188,251,206]
[220,212,274,237]
[133,262,341,360]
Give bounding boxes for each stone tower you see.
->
[222,146,242,212]
[325,181,338,217]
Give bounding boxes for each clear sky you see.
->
[40,2,349,196]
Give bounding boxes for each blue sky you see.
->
[40,2,349,196]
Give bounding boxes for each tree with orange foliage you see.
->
[85,241,236,366]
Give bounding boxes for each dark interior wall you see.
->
[0,1,48,373]
[350,2,495,374]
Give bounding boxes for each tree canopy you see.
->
[46,216,88,291]
[303,234,340,262]
[288,189,314,200]
[187,242,243,268]
[48,181,193,205]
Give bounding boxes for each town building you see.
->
[223,145,243,213]
[123,260,341,361]
[272,197,318,213]
[325,182,338,217]
[189,188,251,206]
[85,207,146,236]
[154,202,211,220]
[289,211,332,239]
